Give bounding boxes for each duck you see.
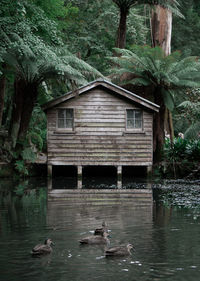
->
[105,243,133,257]
[79,231,110,245]
[94,221,108,236]
[31,238,54,256]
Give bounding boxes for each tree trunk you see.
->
[9,80,38,148]
[153,87,166,163]
[151,4,174,156]
[9,79,25,148]
[116,9,128,49]
[0,74,6,127]
[151,5,172,56]
[18,83,38,141]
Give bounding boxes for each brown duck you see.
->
[79,231,110,245]
[31,238,54,256]
[94,221,108,236]
[105,243,133,257]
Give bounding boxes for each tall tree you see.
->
[112,0,138,48]
[112,0,182,50]
[150,0,182,142]
[150,0,182,55]
[109,46,200,162]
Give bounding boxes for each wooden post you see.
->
[48,164,52,178]
[147,166,152,177]
[77,165,82,189]
[147,166,152,178]
[47,177,52,190]
[117,166,122,189]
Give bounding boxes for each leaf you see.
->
[21,147,36,162]
[162,89,174,111]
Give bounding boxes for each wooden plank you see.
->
[48,156,152,161]
[48,148,152,153]
[74,128,124,132]
[48,151,152,156]
[48,194,152,200]
[48,188,152,194]
[75,122,124,127]
[48,161,152,166]
[74,119,125,123]
[48,136,152,141]
[48,143,152,148]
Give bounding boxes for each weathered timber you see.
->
[43,80,159,180]
[47,188,153,206]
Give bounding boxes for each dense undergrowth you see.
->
[155,138,200,179]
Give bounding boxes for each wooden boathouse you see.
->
[43,79,159,189]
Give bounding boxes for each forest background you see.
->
[0,0,200,178]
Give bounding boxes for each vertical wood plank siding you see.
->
[47,88,153,166]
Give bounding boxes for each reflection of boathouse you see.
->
[43,79,159,188]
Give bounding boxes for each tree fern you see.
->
[108,45,200,161]
[109,46,200,103]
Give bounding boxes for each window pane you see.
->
[58,118,65,128]
[127,109,134,118]
[135,110,142,119]
[135,119,142,128]
[66,119,73,128]
[66,109,73,118]
[58,109,65,118]
[127,119,134,128]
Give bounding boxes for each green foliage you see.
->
[14,182,27,196]
[63,0,147,72]
[164,138,200,162]
[28,105,47,151]
[21,147,36,162]
[174,88,200,139]
[15,160,29,176]
[163,138,200,178]
[109,46,200,111]
[172,0,200,56]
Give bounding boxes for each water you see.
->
[0,179,200,281]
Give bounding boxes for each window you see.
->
[57,108,74,129]
[126,109,142,129]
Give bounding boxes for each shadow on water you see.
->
[51,165,150,189]
[0,178,200,281]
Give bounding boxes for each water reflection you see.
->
[0,179,200,281]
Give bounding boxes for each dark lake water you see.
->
[0,178,200,281]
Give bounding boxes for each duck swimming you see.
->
[31,238,54,256]
[79,231,110,245]
[105,243,133,257]
[94,221,108,236]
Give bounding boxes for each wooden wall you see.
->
[47,86,153,166]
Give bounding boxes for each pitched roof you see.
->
[42,79,160,112]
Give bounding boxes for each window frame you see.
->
[56,108,74,131]
[125,108,143,131]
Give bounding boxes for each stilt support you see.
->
[147,165,152,178]
[48,164,52,178]
[48,177,52,190]
[117,166,122,189]
[77,165,82,189]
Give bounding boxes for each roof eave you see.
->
[42,79,160,112]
